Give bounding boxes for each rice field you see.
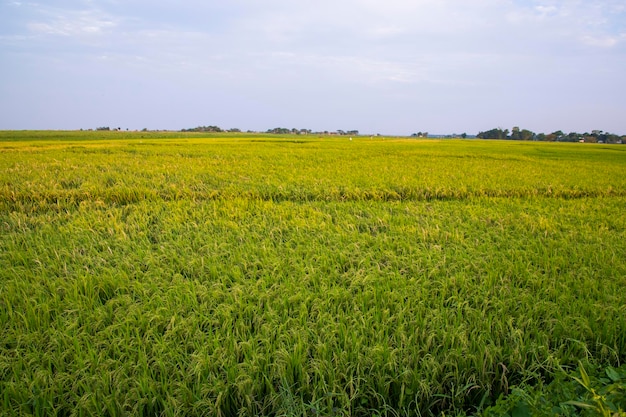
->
[1,131,625,416]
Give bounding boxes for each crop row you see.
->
[2,184,626,212]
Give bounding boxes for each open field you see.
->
[1,131,625,416]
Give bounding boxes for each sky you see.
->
[1,0,625,135]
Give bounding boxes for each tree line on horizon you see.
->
[180,126,360,136]
[178,125,624,143]
[477,127,625,143]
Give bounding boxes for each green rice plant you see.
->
[480,362,626,417]
[563,362,626,416]
[1,132,626,416]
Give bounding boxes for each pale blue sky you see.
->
[1,0,625,135]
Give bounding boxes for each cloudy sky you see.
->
[1,0,625,135]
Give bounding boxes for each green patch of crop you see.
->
[1,132,625,416]
[480,362,626,416]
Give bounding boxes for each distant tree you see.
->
[182,125,222,132]
[566,132,580,142]
[461,133,467,139]
[597,133,607,143]
[520,129,535,141]
[267,127,290,134]
[606,133,621,143]
[510,126,521,140]
[477,128,508,139]
[546,130,564,141]
[584,134,597,143]
[509,126,534,140]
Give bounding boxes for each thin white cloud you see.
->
[535,5,558,16]
[580,33,626,48]
[269,53,432,85]
[27,10,117,36]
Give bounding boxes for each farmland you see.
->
[1,131,625,416]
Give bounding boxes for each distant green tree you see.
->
[606,133,621,143]
[520,129,535,140]
[182,126,222,132]
[509,126,534,140]
[267,127,290,134]
[546,130,564,141]
[566,132,581,142]
[477,128,508,139]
